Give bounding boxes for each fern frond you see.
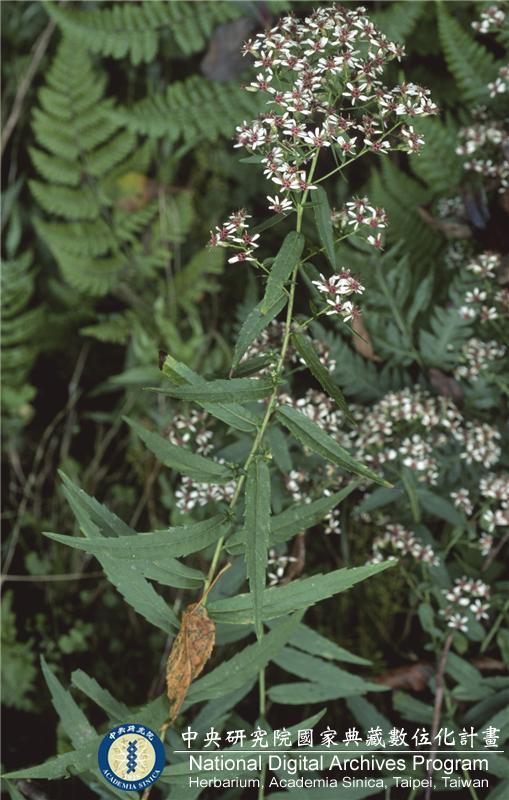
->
[113,76,261,144]
[374,0,426,42]
[411,116,464,195]
[368,160,443,273]
[45,1,242,63]
[30,38,152,296]
[438,7,497,103]
[174,247,226,311]
[81,314,132,344]
[1,252,44,422]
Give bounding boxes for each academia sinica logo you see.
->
[98,724,165,792]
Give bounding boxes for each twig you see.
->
[1,20,56,158]
[281,533,306,584]
[424,632,453,800]
[483,531,509,572]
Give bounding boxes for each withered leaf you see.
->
[166,602,215,722]
[375,662,433,692]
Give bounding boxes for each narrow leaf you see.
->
[158,376,274,403]
[276,405,390,486]
[244,458,271,638]
[44,514,230,560]
[125,417,233,483]
[71,670,130,720]
[270,481,360,543]
[293,331,355,424]
[312,186,336,266]
[261,231,305,313]
[161,353,259,432]
[232,292,287,369]
[208,561,395,624]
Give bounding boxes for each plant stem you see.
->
[203,151,320,598]
[424,632,453,800]
[480,597,509,654]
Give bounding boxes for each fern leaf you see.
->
[438,6,497,103]
[46,1,242,63]
[113,76,261,144]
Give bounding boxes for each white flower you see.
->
[267,195,293,214]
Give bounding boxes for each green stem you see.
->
[480,597,509,654]
[203,150,320,598]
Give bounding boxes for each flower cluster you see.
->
[441,577,490,633]
[454,337,507,381]
[456,115,509,191]
[472,5,506,33]
[175,476,236,514]
[312,268,365,321]
[237,5,437,206]
[209,209,260,263]
[242,321,337,372]
[169,410,213,455]
[455,421,501,467]
[369,524,439,566]
[450,488,473,517]
[480,472,509,533]
[267,548,296,586]
[341,197,389,249]
[459,251,509,323]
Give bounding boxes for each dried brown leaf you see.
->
[375,662,433,692]
[351,316,380,362]
[166,602,215,722]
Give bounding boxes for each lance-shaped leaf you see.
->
[161,353,259,432]
[185,610,304,704]
[158,376,274,403]
[312,186,336,266]
[244,458,271,638]
[71,669,130,720]
[125,417,234,483]
[208,561,395,624]
[232,292,287,370]
[261,230,305,312]
[232,231,305,368]
[60,470,133,537]
[44,514,230,560]
[276,405,390,486]
[293,331,355,425]
[226,480,360,553]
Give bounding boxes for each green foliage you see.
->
[1,592,37,711]
[1,251,43,425]
[437,5,497,103]
[114,76,261,145]
[46,0,242,63]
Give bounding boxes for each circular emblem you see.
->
[98,724,165,792]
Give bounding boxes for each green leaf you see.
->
[71,669,130,720]
[271,481,360,544]
[161,353,259,432]
[232,292,287,370]
[225,481,360,552]
[293,331,355,425]
[261,231,305,313]
[208,561,394,624]
[44,514,230,560]
[276,405,390,486]
[268,646,385,704]
[124,417,234,483]
[59,470,133,537]
[284,622,370,666]
[244,458,271,638]
[185,610,304,704]
[158,376,274,403]
[55,483,180,633]
[41,656,95,746]
[312,186,335,266]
